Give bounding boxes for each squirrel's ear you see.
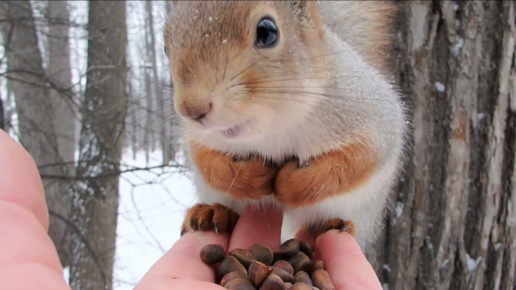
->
[166,0,176,14]
[289,1,323,29]
[289,1,308,11]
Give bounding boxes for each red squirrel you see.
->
[164,1,407,249]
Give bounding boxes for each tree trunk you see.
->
[162,0,179,162]
[146,0,171,164]
[70,1,127,289]
[46,0,76,268]
[142,7,154,160]
[0,1,68,271]
[127,71,139,155]
[370,1,516,289]
[143,65,154,160]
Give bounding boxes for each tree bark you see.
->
[370,1,516,289]
[70,1,127,289]
[46,0,76,268]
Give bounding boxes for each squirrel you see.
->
[164,1,407,250]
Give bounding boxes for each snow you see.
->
[435,82,446,93]
[453,36,465,55]
[383,264,391,272]
[477,113,485,122]
[425,235,434,250]
[55,150,196,290]
[440,258,449,269]
[113,149,196,289]
[396,202,404,219]
[466,253,482,272]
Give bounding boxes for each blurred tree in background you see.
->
[69,1,127,289]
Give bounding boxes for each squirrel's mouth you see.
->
[218,119,253,139]
[219,126,241,138]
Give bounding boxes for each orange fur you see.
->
[274,140,378,208]
[165,1,254,85]
[181,203,239,235]
[189,142,278,201]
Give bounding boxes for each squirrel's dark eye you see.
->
[255,18,278,48]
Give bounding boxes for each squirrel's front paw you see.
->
[302,219,355,238]
[275,144,377,208]
[274,158,331,208]
[226,155,278,200]
[180,203,239,236]
[193,145,278,200]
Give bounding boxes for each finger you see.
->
[0,130,69,289]
[137,231,228,286]
[0,130,48,229]
[0,201,63,273]
[136,278,224,290]
[0,263,71,290]
[228,204,283,252]
[316,230,382,290]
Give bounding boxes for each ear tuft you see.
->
[289,1,323,30]
[289,1,308,9]
[289,1,310,17]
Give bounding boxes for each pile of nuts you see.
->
[200,238,335,290]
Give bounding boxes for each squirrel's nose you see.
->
[184,102,212,123]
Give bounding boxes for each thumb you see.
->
[316,230,382,290]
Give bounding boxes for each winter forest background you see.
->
[1,1,193,289]
[1,1,515,290]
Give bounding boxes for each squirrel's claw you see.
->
[302,218,355,238]
[180,203,239,236]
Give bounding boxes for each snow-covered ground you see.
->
[114,150,196,289]
[62,150,195,289]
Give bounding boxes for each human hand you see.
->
[0,129,71,289]
[0,129,382,290]
[135,204,383,290]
